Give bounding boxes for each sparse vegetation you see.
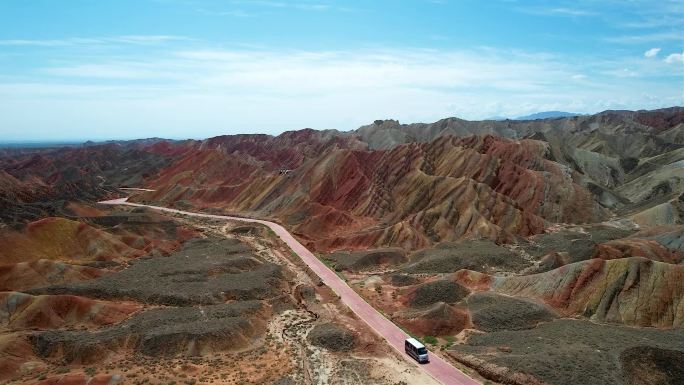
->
[453,319,684,385]
[7,107,684,385]
[307,323,357,352]
[442,335,455,349]
[409,280,469,308]
[422,335,438,345]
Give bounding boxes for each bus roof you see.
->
[405,337,425,349]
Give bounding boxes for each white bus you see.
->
[404,338,429,363]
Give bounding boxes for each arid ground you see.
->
[1,205,443,384]
[1,107,683,384]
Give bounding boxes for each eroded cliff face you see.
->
[140,134,609,251]
[2,107,683,385]
[4,107,681,250]
[456,257,684,328]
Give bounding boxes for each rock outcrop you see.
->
[139,135,608,251]
[456,257,684,328]
[0,292,141,330]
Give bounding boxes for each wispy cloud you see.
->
[9,46,681,124]
[219,10,254,17]
[616,16,684,30]
[2,44,682,140]
[605,31,684,44]
[194,7,255,17]
[116,35,192,43]
[2,0,682,141]
[59,48,569,94]
[607,68,639,78]
[193,1,345,18]
[664,52,684,64]
[516,6,596,17]
[644,48,661,58]
[42,63,178,79]
[0,38,97,47]
[545,7,595,16]
[230,0,332,11]
[0,35,192,47]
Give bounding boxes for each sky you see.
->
[0,0,683,141]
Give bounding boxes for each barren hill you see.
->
[1,106,683,385]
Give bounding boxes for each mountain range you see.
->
[514,111,582,120]
[1,106,683,385]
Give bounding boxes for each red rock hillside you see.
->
[455,257,684,328]
[138,134,607,251]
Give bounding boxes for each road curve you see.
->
[99,197,481,385]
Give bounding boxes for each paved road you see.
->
[100,197,481,385]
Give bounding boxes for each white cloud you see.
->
[0,35,192,47]
[618,16,684,29]
[2,46,683,140]
[113,35,192,44]
[195,1,348,18]
[664,52,684,64]
[218,10,253,17]
[229,1,332,11]
[517,6,595,17]
[606,31,684,44]
[644,48,661,58]
[0,38,95,47]
[42,63,177,79]
[546,7,594,16]
[76,48,568,94]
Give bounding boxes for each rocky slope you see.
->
[358,108,684,225]
[455,257,684,328]
[138,134,607,251]
[2,106,683,385]
[0,292,141,330]
[0,217,143,264]
[0,142,176,225]
[3,108,681,247]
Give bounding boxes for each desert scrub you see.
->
[307,323,356,352]
[422,335,438,345]
[443,335,455,349]
[409,280,469,308]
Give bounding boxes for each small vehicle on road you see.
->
[405,337,429,363]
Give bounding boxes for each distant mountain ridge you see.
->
[2,107,683,241]
[515,111,582,120]
[484,111,582,121]
[1,106,683,385]
[483,111,588,121]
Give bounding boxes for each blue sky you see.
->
[1,0,683,141]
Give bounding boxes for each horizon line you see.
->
[2,106,682,145]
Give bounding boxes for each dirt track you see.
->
[99,197,481,385]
